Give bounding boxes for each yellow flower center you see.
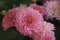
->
[52,6,58,14]
[27,17,32,23]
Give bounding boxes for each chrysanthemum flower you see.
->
[30,3,45,15]
[40,21,55,40]
[31,21,55,40]
[43,21,55,32]
[44,0,60,20]
[40,31,55,40]
[33,31,55,40]
[15,7,43,36]
[2,7,21,30]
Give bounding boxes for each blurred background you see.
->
[0,0,60,40]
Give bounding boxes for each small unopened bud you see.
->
[19,4,27,8]
[2,10,6,15]
[31,0,37,3]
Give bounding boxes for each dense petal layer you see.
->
[2,7,20,30]
[44,0,60,20]
[30,3,45,14]
[15,7,44,36]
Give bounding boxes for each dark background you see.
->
[0,0,60,40]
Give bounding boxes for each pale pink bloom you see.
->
[15,7,44,36]
[32,31,55,40]
[40,31,55,40]
[40,21,55,40]
[30,3,45,15]
[43,0,56,2]
[43,21,55,32]
[44,0,60,20]
[31,21,55,40]
[2,7,20,30]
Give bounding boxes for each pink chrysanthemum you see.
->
[40,21,55,40]
[31,21,55,40]
[44,0,60,20]
[33,31,55,40]
[43,21,55,32]
[15,7,43,36]
[40,31,55,40]
[2,7,21,30]
[30,3,45,15]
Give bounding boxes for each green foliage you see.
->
[0,0,43,10]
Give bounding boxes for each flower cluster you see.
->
[2,0,56,40]
[2,7,55,40]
